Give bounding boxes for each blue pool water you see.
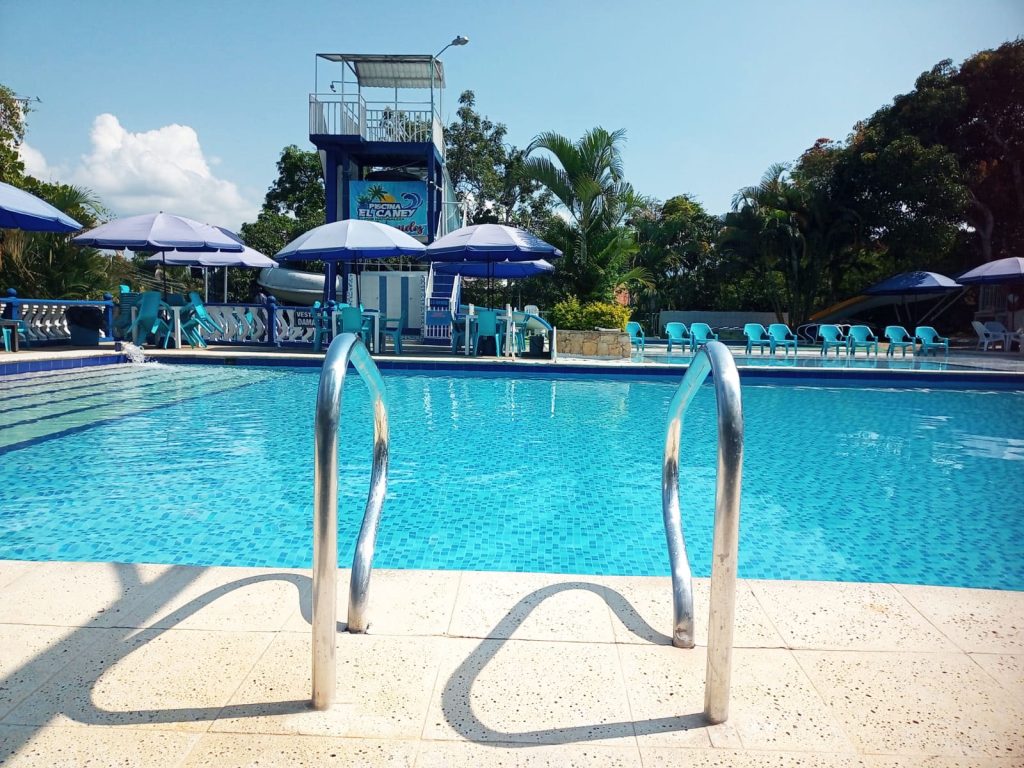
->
[1,364,1022,589]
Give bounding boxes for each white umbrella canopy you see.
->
[957,257,1024,285]
[72,212,244,252]
[276,219,426,303]
[144,230,277,302]
[0,181,83,232]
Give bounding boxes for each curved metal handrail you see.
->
[662,340,743,724]
[312,333,389,710]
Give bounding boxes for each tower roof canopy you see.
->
[317,54,445,89]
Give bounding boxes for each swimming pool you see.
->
[1,363,1022,589]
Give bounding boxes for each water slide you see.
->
[810,292,944,324]
[257,267,338,306]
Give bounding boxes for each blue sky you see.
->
[2,0,1021,228]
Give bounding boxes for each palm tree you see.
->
[525,128,647,301]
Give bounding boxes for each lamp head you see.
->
[452,35,469,46]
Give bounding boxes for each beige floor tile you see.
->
[143,566,307,632]
[2,628,274,731]
[0,626,111,720]
[0,561,201,629]
[970,653,1024,702]
[795,650,1024,757]
[281,568,460,637]
[749,580,957,651]
[179,733,417,767]
[415,740,643,767]
[866,757,1024,767]
[447,572,616,642]
[895,585,1024,653]
[640,748,871,767]
[423,637,636,745]
[210,632,442,739]
[728,648,855,752]
[619,645,852,752]
[0,723,199,767]
[606,576,784,648]
[0,560,32,589]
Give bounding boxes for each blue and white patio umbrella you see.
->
[0,180,82,232]
[956,257,1024,285]
[864,271,961,295]
[275,219,426,303]
[145,229,277,301]
[433,259,554,279]
[426,224,561,304]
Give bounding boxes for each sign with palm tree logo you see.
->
[349,181,428,241]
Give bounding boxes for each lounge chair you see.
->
[743,323,770,355]
[665,322,690,353]
[915,326,949,356]
[625,321,645,352]
[767,323,798,355]
[818,324,846,357]
[128,291,171,347]
[847,325,879,356]
[883,326,915,357]
[382,308,407,355]
[984,321,1024,352]
[971,320,1005,351]
[472,310,502,356]
[689,322,718,354]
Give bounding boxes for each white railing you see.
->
[309,95,443,153]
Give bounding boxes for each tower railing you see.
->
[662,340,743,724]
[311,333,390,710]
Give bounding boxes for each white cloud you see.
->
[17,142,61,181]
[66,114,258,230]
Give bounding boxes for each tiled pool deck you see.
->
[2,346,1022,765]
[0,561,1021,766]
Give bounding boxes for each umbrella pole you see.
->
[224,267,228,303]
[161,252,168,299]
[204,268,209,303]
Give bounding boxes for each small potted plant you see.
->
[65,305,106,346]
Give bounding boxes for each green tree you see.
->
[239,144,325,258]
[444,91,553,230]
[525,127,646,302]
[0,182,122,298]
[0,84,26,183]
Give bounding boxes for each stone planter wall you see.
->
[556,328,632,358]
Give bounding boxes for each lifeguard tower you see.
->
[307,50,466,341]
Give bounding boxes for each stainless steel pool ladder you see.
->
[312,334,389,710]
[663,340,743,724]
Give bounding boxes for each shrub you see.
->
[549,297,630,331]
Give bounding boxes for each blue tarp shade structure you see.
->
[72,212,245,252]
[0,181,82,232]
[275,219,426,303]
[956,257,1024,285]
[865,271,961,295]
[426,224,562,262]
[434,259,554,278]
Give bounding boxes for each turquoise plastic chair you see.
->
[306,301,330,353]
[768,323,798,355]
[818,324,846,357]
[625,321,645,352]
[884,325,915,357]
[847,325,879,356]
[450,314,467,353]
[472,310,502,356]
[184,292,225,335]
[128,291,170,347]
[915,326,949,356]
[339,305,371,347]
[383,309,407,354]
[665,322,690,353]
[113,292,142,339]
[1,326,10,352]
[689,322,718,353]
[743,323,769,355]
